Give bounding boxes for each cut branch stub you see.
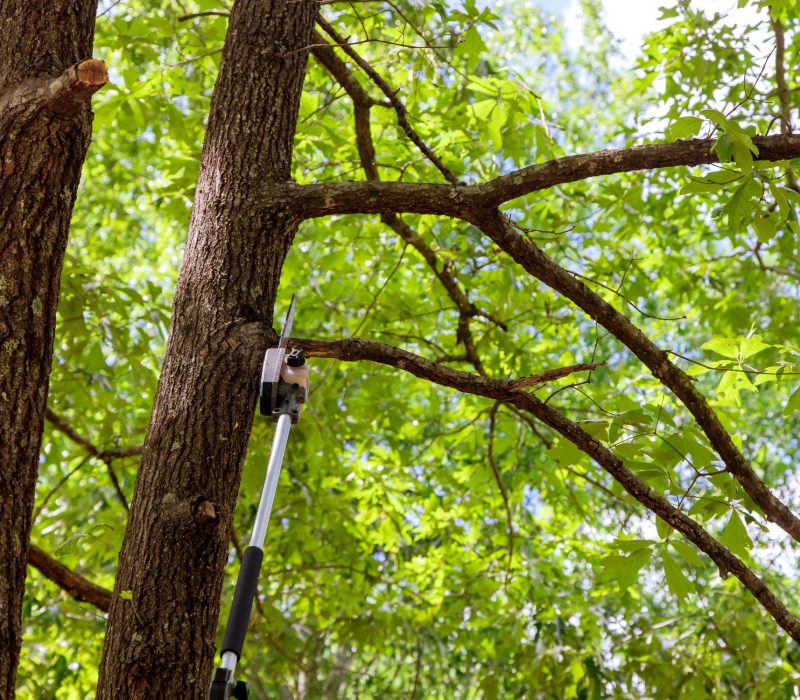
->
[0,58,108,118]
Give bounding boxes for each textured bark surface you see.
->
[96,2,317,697]
[0,2,101,695]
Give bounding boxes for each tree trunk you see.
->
[96,2,317,697]
[0,2,103,695]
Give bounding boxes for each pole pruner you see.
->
[209,296,308,700]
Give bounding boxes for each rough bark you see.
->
[0,2,103,694]
[96,2,317,697]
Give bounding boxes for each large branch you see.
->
[27,544,111,612]
[471,210,800,544]
[298,336,800,643]
[280,135,800,217]
[474,135,800,206]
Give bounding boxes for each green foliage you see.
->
[19,0,800,697]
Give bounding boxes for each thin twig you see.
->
[317,15,459,184]
[44,408,140,511]
[177,10,229,22]
[487,403,514,582]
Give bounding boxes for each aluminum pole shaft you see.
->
[249,413,292,549]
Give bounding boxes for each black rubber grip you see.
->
[221,546,264,659]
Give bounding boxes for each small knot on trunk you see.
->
[191,497,219,528]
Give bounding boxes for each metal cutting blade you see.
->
[278,295,296,349]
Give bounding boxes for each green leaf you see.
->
[701,108,728,127]
[667,116,702,140]
[662,550,693,601]
[752,215,777,242]
[455,26,487,69]
[618,547,652,591]
[785,385,800,417]
[739,335,770,359]
[469,99,495,121]
[714,133,733,162]
[719,512,753,558]
[702,336,739,359]
[488,102,507,151]
[669,539,702,567]
[600,547,652,592]
[655,516,672,539]
[729,133,755,174]
[546,440,583,466]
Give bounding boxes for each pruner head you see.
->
[259,297,309,422]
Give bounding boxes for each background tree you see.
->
[0,1,105,695]
[17,0,800,697]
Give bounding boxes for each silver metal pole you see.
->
[249,413,292,549]
[220,651,238,674]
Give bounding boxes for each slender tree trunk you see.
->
[96,2,317,697]
[0,2,104,695]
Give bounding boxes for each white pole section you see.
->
[249,413,292,549]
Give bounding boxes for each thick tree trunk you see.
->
[96,2,317,697]
[0,2,103,695]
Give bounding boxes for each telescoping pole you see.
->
[218,413,292,678]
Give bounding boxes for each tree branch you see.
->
[487,403,514,579]
[0,59,108,118]
[310,33,379,178]
[298,336,800,643]
[312,32,499,373]
[471,210,800,544]
[508,361,605,389]
[27,543,112,612]
[44,408,140,510]
[382,213,490,373]
[771,15,793,135]
[769,14,797,191]
[280,135,800,217]
[177,10,230,22]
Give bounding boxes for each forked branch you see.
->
[471,210,800,544]
[312,32,499,373]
